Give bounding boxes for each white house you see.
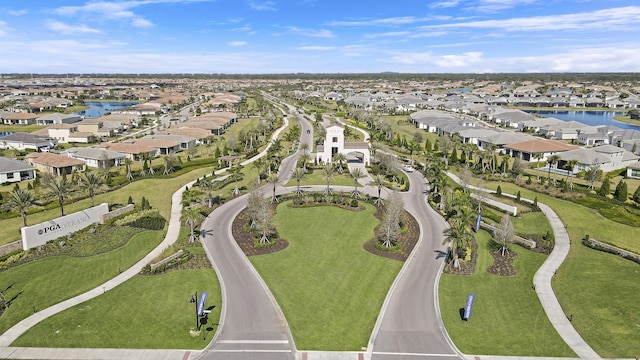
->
[0,157,36,184]
[315,124,370,165]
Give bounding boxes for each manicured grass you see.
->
[285,169,356,187]
[250,202,402,351]
[439,231,575,357]
[0,169,210,246]
[13,269,220,349]
[0,124,47,133]
[479,180,640,357]
[511,212,552,237]
[0,230,164,335]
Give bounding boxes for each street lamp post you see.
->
[190,292,199,331]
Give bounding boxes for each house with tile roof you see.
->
[2,112,39,125]
[64,147,126,169]
[0,157,36,184]
[100,142,157,161]
[26,152,86,176]
[503,139,579,162]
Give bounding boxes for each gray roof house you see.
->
[64,147,126,169]
[0,157,36,184]
[35,113,82,125]
[0,132,57,151]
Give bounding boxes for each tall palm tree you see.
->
[252,158,265,182]
[80,171,103,207]
[8,187,34,226]
[299,142,310,154]
[45,175,70,217]
[564,159,579,190]
[290,167,306,196]
[373,174,385,207]
[442,221,473,269]
[350,167,365,198]
[322,163,335,201]
[182,206,200,243]
[267,173,279,203]
[547,154,561,186]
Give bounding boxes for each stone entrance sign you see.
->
[21,203,109,250]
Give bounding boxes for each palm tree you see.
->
[322,163,335,201]
[564,159,579,190]
[8,187,34,226]
[162,155,176,175]
[252,158,265,183]
[299,152,311,171]
[182,206,201,243]
[200,177,214,207]
[333,153,347,173]
[45,175,70,217]
[350,167,365,198]
[267,173,279,203]
[299,142,310,154]
[80,171,103,207]
[373,174,385,207]
[290,167,306,196]
[442,221,473,269]
[124,157,134,181]
[547,154,561,186]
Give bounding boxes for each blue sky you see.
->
[1,0,640,74]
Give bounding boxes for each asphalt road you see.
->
[277,104,313,183]
[197,192,296,360]
[369,170,460,360]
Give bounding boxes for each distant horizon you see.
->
[2,1,640,74]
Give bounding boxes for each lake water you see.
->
[525,110,640,130]
[75,101,139,118]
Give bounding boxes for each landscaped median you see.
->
[248,200,405,351]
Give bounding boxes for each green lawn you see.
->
[250,202,402,351]
[0,230,163,335]
[511,211,552,237]
[0,168,213,246]
[13,269,220,349]
[439,231,575,357]
[479,180,640,357]
[285,169,357,188]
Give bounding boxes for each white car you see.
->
[402,164,414,173]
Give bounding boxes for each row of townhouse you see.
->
[409,109,640,179]
[0,131,201,183]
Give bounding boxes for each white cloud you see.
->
[248,1,277,11]
[53,0,207,27]
[470,0,539,13]
[286,26,334,38]
[46,20,101,34]
[8,9,28,16]
[390,51,484,68]
[420,6,640,32]
[297,46,337,51]
[229,41,247,47]
[364,31,411,39]
[429,0,460,9]
[328,16,421,27]
[0,21,10,36]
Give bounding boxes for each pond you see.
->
[525,110,639,130]
[75,101,139,118]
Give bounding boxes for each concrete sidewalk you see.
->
[447,172,600,359]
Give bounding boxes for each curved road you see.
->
[369,171,459,360]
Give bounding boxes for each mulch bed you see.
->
[443,238,478,276]
[232,208,289,256]
[362,208,420,262]
[487,249,518,276]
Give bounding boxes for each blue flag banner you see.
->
[463,293,475,320]
[476,213,482,232]
[197,291,209,316]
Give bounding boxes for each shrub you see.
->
[115,209,166,230]
[496,185,502,195]
[350,199,359,207]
